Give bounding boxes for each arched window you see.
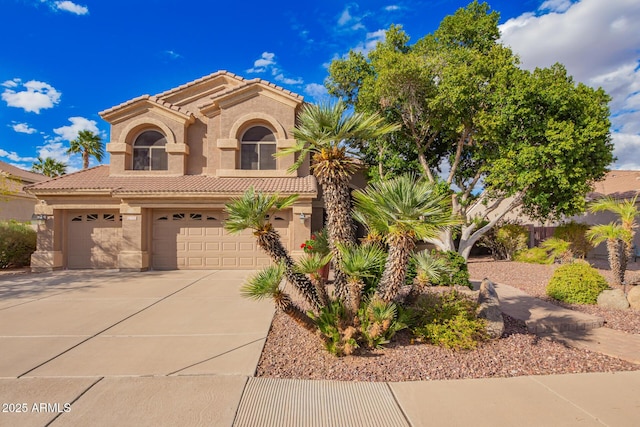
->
[240,126,276,170]
[132,130,167,170]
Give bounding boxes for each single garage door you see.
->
[151,210,290,270]
[67,211,122,269]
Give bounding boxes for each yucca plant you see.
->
[225,187,322,309]
[241,263,316,332]
[308,300,359,356]
[279,100,400,297]
[353,174,460,303]
[337,242,387,315]
[294,252,332,306]
[357,297,407,349]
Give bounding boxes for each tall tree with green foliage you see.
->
[67,130,104,169]
[32,157,67,177]
[327,1,614,259]
[279,101,399,296]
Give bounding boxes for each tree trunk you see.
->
[316,173,356,299]
[607,238,624,286]
[257,229,322,309]
[375,235,415,303]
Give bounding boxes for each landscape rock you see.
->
[477,278,504,339]
[597,289,630,310]
[627,286,640,310]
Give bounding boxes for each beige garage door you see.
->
[152,210,290,270]
[67,211,122,269]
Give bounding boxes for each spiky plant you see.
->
[353,174,460,303]
[337,243,387,315]
[31,156,67,177]
[406,250,453,303]
[589,195,639,282]
[357,297,407,349]
[279,100,400,298]
[225,187,322,309]
[294,252,332,306]
[241,263,316,332]
[587,223,631,286]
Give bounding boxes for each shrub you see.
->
[357,298,407,349]
[409,290,487,350]
[514,247,553,264]
[554,222,593,259]
[429,250,472,289]
[0,220,36,269]
[546,262,609,304]
[540,237,573,263]
[309,300,359,356]
[478,221,529,260]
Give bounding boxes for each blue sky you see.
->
[1,0,639,172]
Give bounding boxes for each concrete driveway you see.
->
[0,269,274,426]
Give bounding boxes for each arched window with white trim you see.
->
[132,130,168,170]
[240,126,276,170]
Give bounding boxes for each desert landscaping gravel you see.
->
[256,258,640,382]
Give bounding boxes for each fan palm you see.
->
[337,242,387,315]
[586,223,631,286]
[32,157,67,177]
[294,252,332,306]
[241,263,316,332]
[279,100,400,297]
[406,250,453,303]
[66,130,104,169]
[353,174,460,303]
[225,187,322,309]
[589,195,639,280]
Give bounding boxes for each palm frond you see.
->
[337,243,387,280]
[224,187,299,234]
[412,250,453,283]
[294,253,333,275]
[240,263,286,300]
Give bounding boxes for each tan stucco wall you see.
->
[0,195,37,222]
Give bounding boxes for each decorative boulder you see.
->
[627,286,640,310]
[597,289,630,310]
[477,278,504,339]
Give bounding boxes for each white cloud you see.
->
[353,29,387,55]
[500,0,640,170]
[274,74,304,85]
[384,5,401,12]
[37,141,70,165]
[52,117,100,141]
[611,133,640,169]
[1,79,61,114]
[0,149,37,163]
[304,83,329,101]
[54,1,88,15]
[11,122,37,134]
[247,52,276,73]
[337,5,365,31]
[163,50,182,60]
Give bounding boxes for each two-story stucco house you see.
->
[26,71,322,271]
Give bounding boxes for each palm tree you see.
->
[66,130,104,169]
[587,223,631,286]
[224,187,322,309]
[406,250,453,303]
[353,175,460,303]
[294,252,332,307]
[589,195,639,281]
[241,263,316,332]
[337,243,387,315]
[32,157,67,177]
[279,100,400,297]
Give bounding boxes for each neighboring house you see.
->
[0,160,47,222]
[26,71,321,271]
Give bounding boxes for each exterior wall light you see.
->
[299,212,306,224]
[30,213,51,225]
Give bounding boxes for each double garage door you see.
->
[151,210,291,270]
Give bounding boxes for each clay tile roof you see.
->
[25,165,317,196]
[154,70,238,99]
[99,94,192,118]
[0,160,46,184]
[588,170,640,201]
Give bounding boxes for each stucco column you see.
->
[30,207,63,272]
[118,205,149,271]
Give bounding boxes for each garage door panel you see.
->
[67,211,121,269]
[152,210,291,270]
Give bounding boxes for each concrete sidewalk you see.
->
[1,272,639,426]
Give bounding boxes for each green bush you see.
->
[0,220,36,269]
[478,221,529,260]
[540,237,573,263]
[553,222,593,259]
[514,247,553,264]
[429,250,472,289]
[409,290,487,350]
[546,263,609,304]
